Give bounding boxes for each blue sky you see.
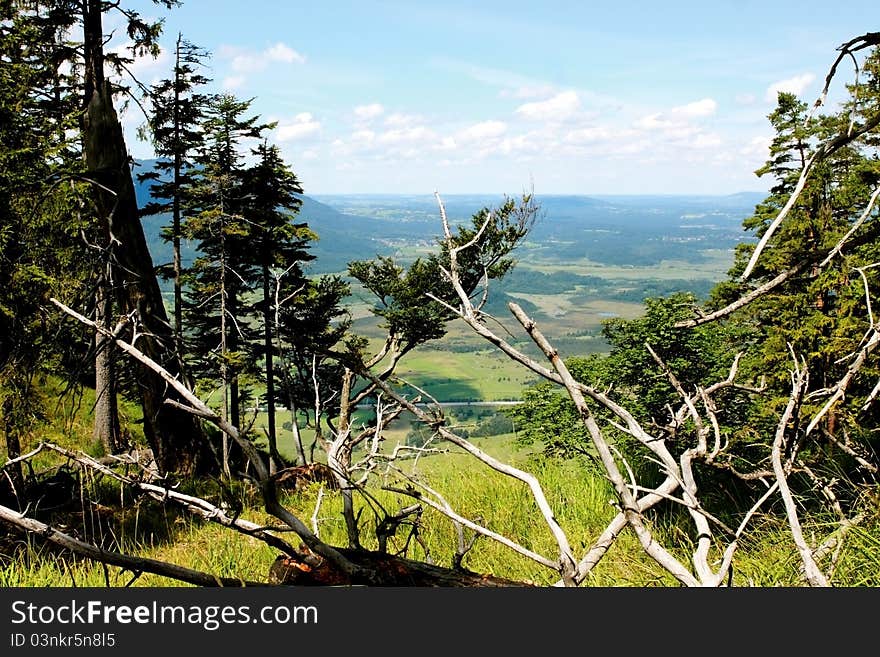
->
[117,1,880,196]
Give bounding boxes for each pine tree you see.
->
[183,93,271,475]
[276,274,350,465]
[240,140,314,472]
[137,33,211,346]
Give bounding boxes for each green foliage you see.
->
[513,293,738,462]
[348,193,538,356]
[135,33,211,327]
[182,94,271,420]
[512,47,880,526]
[0,3,95,469]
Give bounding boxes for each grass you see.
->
[4,427,877,587]
[391,349,537,402]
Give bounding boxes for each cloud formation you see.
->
[218,42,306,88]
[671,98,718,118]
[515,91,582,121]
[354,103,385,121]
[765,73,815,102]
[276,112,321,141]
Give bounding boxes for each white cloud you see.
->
[378,125,436,145]
[671,98,717,118]
[636,98,717,131]
[634,113,673,130]
[565,126,637,144]
[219,42,306,80]
[265,43,305,64]
[499,131,546,156]
[458,120,507,142]
[437,136,457,151]
[354,103,385,121]
[739,135,772,158]
[222,75,246,90]
[515,91,581,121]
[350,129,376,143]
[384,112,423,127]
[765,73,815,102]
[501,84,557,100]
[276,112,321,141]
[691,133,723,149]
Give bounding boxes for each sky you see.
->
[115,0,880,196]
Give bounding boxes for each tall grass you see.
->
[2,432,878,587]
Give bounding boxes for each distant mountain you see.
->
[133,160,417,275]
[133,159,763,277]
[295,194,423,273]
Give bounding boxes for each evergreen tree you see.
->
[137,33,211,346]
[183,93,271,474]
[277,274,350,465]
[58,0,215,474]
[513,50,880,512]
[240,140,314,471]
[0,2,73,498]
[710,76,880,452]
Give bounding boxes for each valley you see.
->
[137,183,760,457]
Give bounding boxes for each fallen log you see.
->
[268,546,536,587]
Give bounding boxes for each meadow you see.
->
[4,426,878,587]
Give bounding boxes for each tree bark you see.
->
[93,267,122,453]
[171,34,184,346]
[263,261,281,473]
[82,80,214,476]
[1,426,24,510]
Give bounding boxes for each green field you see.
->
[516,247,735,281]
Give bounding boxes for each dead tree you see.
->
[44,299,533,586]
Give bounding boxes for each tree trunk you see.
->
[268,547,534,587]
[334,368,360,548]
[263,261,280,473]
[79,0,215,477]
[171,36,183,347]
[82,79,214,476]
[1,423,24,510]
[93,266,122,454]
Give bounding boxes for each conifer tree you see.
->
[276,274,350,465]
[137,33,211,346]
[0,2,76,497]
[183,93,271,474]
[710,77,880,443]
[240,140,314,472]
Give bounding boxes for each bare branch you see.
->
[772,354,829,586]
[0,503,260,587]
[50,297,369,582]
[508,302,699,586]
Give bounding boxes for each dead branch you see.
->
[52,297,531,586]
[509,301,700,586]
[50,296,367,581]
[772,355,829,586]
[0,503,261,587]
[742,51,880,280]
[25,441,302,558]
[340,361,578,581]
[268,546,532,587]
